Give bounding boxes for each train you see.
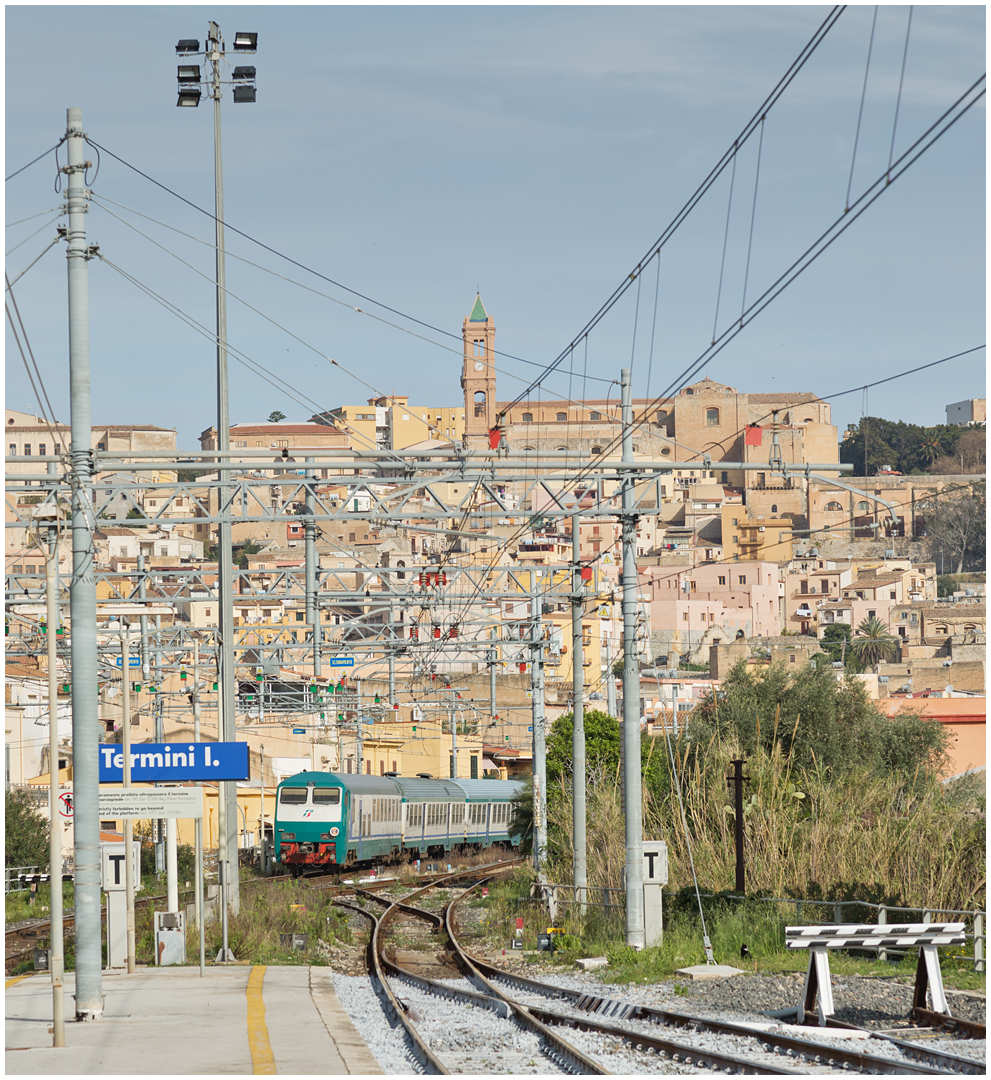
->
[274,771,525,872]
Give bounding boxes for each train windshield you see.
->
[312,788,341,805]
[279,787,308,805]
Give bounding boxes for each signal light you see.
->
[374,694,380,704]
[212,682,218,691]
[132,682,142,692]
[62,683,71,694]
[180,669,187,681]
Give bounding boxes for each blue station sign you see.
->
[99,742,250,783]
[328,657,354,667]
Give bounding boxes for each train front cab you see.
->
[275,772,346,870]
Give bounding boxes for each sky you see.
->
[5,4,986,452]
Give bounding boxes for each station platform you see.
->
[5,965,382,1074]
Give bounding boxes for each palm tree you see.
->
[919,429,948,465]
[850,616,898,670]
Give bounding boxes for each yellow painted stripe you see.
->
[246,965,276,1075]
[5,974,34,989]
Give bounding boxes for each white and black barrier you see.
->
[786,922,966,1025]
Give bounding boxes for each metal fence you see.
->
[535,882,985,971]
[5,866,42,894]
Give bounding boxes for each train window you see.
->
[312,789,340,805]
[279,787,308,804]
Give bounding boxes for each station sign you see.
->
[642,839,669,885]
[114,655,142,667]
[100,841,143,892]
[292,728,306,735]
[98,788,204,819]
[98,742,250,782]
[328,657,354,667]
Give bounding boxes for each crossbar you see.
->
[787,922,965,949]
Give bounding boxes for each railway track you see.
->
[332,872,985,1075]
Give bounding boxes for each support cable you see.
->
[712,142,738,344]
[846,6,879,212]
[5,141,65,183]
[887,6,914,183]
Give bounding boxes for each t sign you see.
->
[100,841,142,892]
[642,840,669,885]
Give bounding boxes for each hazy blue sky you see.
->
[5,5,985,451]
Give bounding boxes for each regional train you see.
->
[274,771,524,872]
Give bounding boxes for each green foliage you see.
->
[921,482,986,574]
[5,790,50,869]
[267,410,287,423]
[840,416,969,476]
[687,659,946,780]
[176,468,198,483]
[850,616,899,670]
[546,709,668,797]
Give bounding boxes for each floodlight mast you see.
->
[175,20,257,923]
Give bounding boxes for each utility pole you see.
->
[65,105,102,1020]
[620,367,645,949]
[193,640,205,975]
[356,679,363,774]
[571,513,587,913]
[488,628,498,718]
[449,691,458,778]
[120,628,136,973]
[530,571,547,870]
[177,19,257,915]
[43,522,64,1045]
[605,635,617,718]
[305,456,321,680]
[727,759,747,894]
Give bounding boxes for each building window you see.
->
[706,408,719,427]
[379,761,385,775]
[868,609,876,618]
[690,581,697,591]
[522,412,533,423]
[591,446,602,455]
[857,501,870,512]
[738,575,746,584]
[770,504,777,514]
[470,755,478,779]
[732,535,738,544]
[718,576,726,585]
[38,444,46,456]
[682,612,688,622]
[889,591,896,599]
[556,412,566,422]
[824,501,842,512]
[590,411,601,421]
[732,518,738,526]
[397,560,406,580]
[474,339,484,357]
[23,444,31,456]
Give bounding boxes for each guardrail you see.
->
[531,882,985,971]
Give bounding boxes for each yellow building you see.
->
[316,396,466,451]
[338,713,487,780]
[720,506,794,562]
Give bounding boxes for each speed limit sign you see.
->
[58,791,74,819]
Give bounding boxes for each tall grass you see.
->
[548,737,985,912]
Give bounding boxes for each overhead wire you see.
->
[82,137,611,386]
[5,140,65,183]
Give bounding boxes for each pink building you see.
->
[640,561,780,660]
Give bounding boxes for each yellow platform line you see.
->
[246,966,276,1074]
[5,974,34,990]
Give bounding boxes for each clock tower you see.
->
[461,294,496,449]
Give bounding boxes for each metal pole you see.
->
[44,532,65,1045]
[121,628,136,973]
[154,695,164,875]
[166,816,178,913]
[356,679,363,774]
[259,743,266,875]
[387,606,395,703]
[65,105,102,1019]
[305,456,321,679]
[605,636,617,719]
[571,513,587,914]
[621,367,645,949]
[450,693,457,778]
[530,571,547,870]
[193,640,204,976]
[489,628,497,718]
[728,759,746,894]
[208,18,239,914]
[137,554,149,683]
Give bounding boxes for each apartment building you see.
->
[720,506,794,562]
[315,397,466,451]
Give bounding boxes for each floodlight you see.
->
[177,88,202,107]
[177,65,201,83]
[233,86,256,103]
[176,39,200,54]
[233,32,257,51]
[232,66,256,80]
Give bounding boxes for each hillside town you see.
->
[5,299,986,855]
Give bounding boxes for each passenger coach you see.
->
[274,771,523,871]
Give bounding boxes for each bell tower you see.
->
[461,294,496,449]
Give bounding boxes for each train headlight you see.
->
[281,832,296,842]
